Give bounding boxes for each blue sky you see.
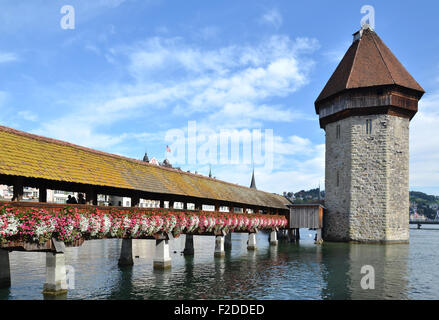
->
[0,0,438,195]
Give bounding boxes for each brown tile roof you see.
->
[315,28,425,107]
[0,125,289,209]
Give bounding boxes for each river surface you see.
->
[1,227,439,300]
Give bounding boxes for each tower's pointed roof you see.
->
[250,169,257,189]
[315,26,424,110]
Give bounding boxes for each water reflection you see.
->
[321,242,409,299]
[2,229,438,300]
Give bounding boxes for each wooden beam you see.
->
[86,188,97,206]
[131,194,140,207]
[39,187,47,203]
[12,177,23,201]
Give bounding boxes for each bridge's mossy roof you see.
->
[0,125,289,209]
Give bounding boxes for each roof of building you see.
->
[0,125,289,209]
[315,26,425,107]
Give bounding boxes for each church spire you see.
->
[142,151,149,163]
[250,168,257,189]
[208,165,212,178]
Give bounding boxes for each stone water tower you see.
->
[315,25,424,243]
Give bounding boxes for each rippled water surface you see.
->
[1,227,439,300]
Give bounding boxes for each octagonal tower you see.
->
[315,25,424,243]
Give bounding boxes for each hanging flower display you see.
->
[0,205,288,245]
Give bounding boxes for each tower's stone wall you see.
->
[324,119,351,241]
[324,114,410,243]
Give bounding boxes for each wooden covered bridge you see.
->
[0,125,290,213]
[0,125,293,295]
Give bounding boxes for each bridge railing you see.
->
[0,203,288,249]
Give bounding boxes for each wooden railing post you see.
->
[39,187,47,203]
[12,177,24,201]
[86,188,97,205]
[131,194,140,207]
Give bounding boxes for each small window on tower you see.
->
[336,124,341,139]
[366,119,372,134]
[336,171,340,187]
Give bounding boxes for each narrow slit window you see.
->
[336,124,341,139]
[336,171,340,187]
[366,119,372,134]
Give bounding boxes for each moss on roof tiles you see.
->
[0,126,289,209]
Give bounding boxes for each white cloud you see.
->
[18,110,38,122]
[0,52,18,63]
[410,92,439,189]
[30,33,319,177]
[260,9,283,29]
[210,141,325,194]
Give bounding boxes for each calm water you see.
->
[1,227,439,300]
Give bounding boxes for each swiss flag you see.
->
[166,145,171,153]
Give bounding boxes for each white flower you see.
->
[79,216,89,232]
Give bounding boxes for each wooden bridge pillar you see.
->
[183,234,194,256]
[214,235,225,257]
[153,239,171,269]
[224,233,232,251]
[247,233,257,250]
[0,249,11,288]
[315,228,323,244]
[86,188,97,206]
[12,177,24,201]
[118,239,134,266]
[43,252,68,296]
[39,187,47,203]
[131,195,140,207]
[194,202,202,211]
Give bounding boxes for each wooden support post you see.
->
[12,177,24,201]
[194,202,202,211]
[315,228,323,244]
[169,201,174,210]
[118,239,134,266]
[86,188,97,205]
[183,234,195,256]
[287,229,294,242]
[0,249,11,288]
[224,233,232,250]
[39,187,47,203]
[131,195,140,207]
